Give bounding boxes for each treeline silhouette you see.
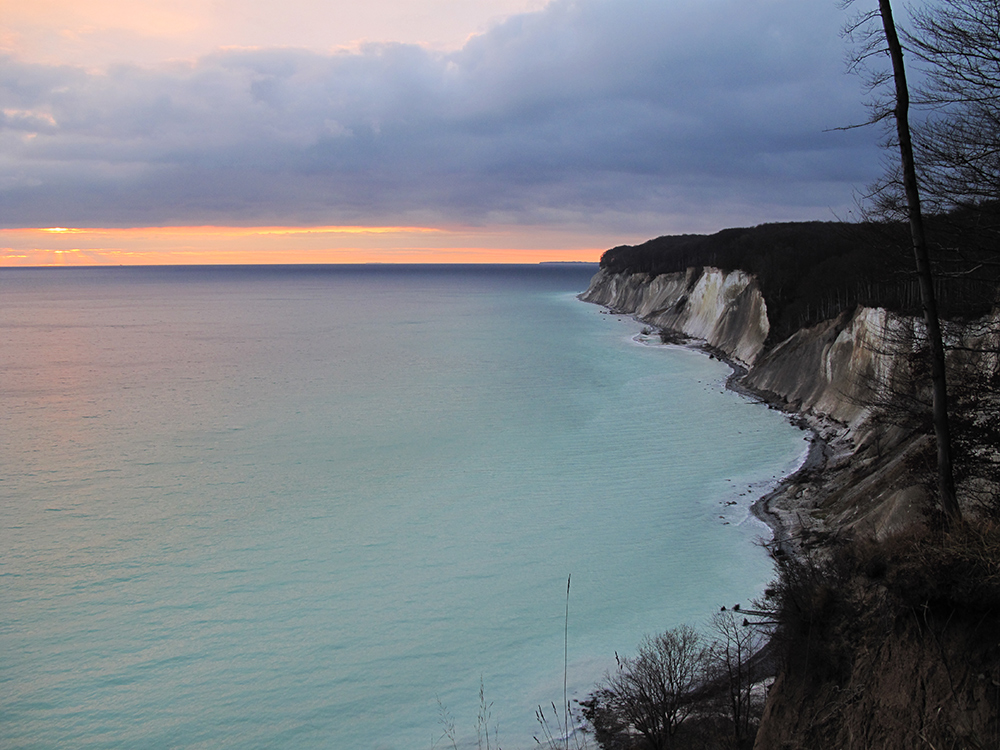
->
[599,216,1000,343]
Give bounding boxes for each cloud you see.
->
[0,0,880,233]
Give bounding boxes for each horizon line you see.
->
[0,259,601,269]
[0,225,608,266]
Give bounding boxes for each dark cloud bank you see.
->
[0,0,881,233]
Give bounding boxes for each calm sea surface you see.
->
[1,265,806,749]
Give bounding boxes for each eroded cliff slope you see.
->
[582,267,1000,542]
[580,267,769,368]
[582,267,916,426]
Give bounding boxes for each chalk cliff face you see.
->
[581,268,933,540]
[580,267,769,368]
[744,306,923,426]
[581,268,1000,515]
[581,268,916,427]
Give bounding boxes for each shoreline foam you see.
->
[625,320,826,557]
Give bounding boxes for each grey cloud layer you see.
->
[1,0,880,231]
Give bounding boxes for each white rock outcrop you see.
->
[580,267,769,368]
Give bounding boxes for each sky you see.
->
[0,0,886,265]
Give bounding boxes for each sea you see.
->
[0,264,807,749]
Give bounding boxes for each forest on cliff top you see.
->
[599,212,1000,344]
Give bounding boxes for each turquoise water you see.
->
[0,265,806,749]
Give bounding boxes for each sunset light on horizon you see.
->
[0,224,607,266]
[1,0,882,264]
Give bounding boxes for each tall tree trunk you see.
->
[878,0,962,524]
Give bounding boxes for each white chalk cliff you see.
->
[580,266,999,539]
[581,267,920,427]
[580,267,769,368]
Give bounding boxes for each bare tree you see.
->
[709,612,767,748]
[590,626,708,750]
[845,0,962,525]
[879,0,962,524]
[908,0,1000,212]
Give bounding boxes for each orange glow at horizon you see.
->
[33,225,442,236]
[1,225,605,266]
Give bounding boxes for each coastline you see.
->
[581,267,941,558]
[619,316,832,559]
